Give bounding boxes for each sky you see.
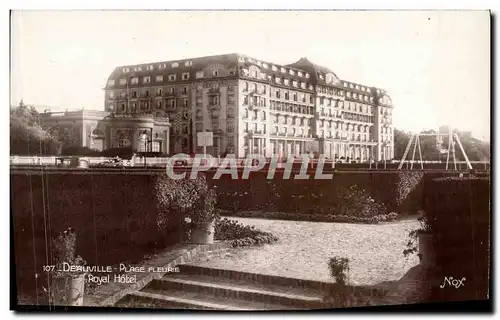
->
[10,10,491,140]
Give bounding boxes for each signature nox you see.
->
[440,276,466,289]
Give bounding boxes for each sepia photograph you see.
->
[9,9,491,312]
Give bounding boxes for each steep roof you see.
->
[285,57,340,86]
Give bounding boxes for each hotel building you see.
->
[43,53,394,161]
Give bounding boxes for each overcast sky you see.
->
[10,10,490,140]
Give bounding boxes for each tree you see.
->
[10,101,61,156]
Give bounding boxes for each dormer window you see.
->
[305,73,310,79]
[159,63,167,69]
[172,62,179,68]
[262,63,268,69]
[108,79,115,86]
[122,67,130,73]
[272,65,277,71]
[212,69,219,77]
[361,87,365,91]
[308,85,313,90]
[350,84,354,89]
[289,69,295,76]
[185,61,193,67]
[343,82,348,87]
[298,71,303,77]
[367,88,371,93]
[147,65,154,71]
[281,67,286,73]
[355,85,360,90]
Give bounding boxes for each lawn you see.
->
[193,217,420,285]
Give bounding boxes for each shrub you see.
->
[52,227,86,278]
[214,218,278,247]
[155,174,219,232]
[328,257,350,285]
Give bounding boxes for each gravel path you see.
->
[194,217,420,286]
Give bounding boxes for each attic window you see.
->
[185,61,193,67]
[298,71,303,77]
[289,69,295,76]
[361,87,366,91]
[355,85,360,90]
[159,63,167,69]
[280,67,286,73]
[350,84,354,89]
[367,88,371,93]
[262,63,268,69]
[305,73,310,79]
[122,68,130,73]
[318,73,324,80]
[212,69,219,77]
[108,79,115,86]
[147,65,154,71]
[172,62,179,68]
[272,65,277,71]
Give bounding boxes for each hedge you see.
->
[423,176,490,302]
[11,171,183,300]
[208,171,428,217]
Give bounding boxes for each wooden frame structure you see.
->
[397,131,472,170]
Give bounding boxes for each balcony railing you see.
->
[208,88,220,95]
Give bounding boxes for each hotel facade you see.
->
[42,53,394,161]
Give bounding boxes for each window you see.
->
[275,77,281,84]
[109,91,114,98]
[156,75,163,82]
[168,87,175,95]
[119,78,126,85]
[147,65,154,71]
[156,100,163,108]
[262,63,268,69]
[172,62,179,68]
[251,70,257,78]
[131,77,139,85]
[185,61,193,67]
[262,111,266,120]
[131,91,137,98]
[158,63,166,69]
[293,93,297,101]
[305,73,310,78]
[281,67,286,73]
[276,90,280,99]
[182,73,190,80]
[284,92,289,100]
[212,69,219,77]
[289,69,295,76]
[182,125,188,134]
[292,81,298,87]
[284,79,289,85]
[156,88,163,96]
[118,139,131,148]
[108,79,115,86]
[143,76,151,84]
[182,86,188,95]
[168,74,176,81]
[227,108,234,118]
[122,68,130,73]
[145,90,150,97]
[183,99,189,107]
[196,71,204,79]
[272,65,277,71]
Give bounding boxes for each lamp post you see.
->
[140,130,152,168]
